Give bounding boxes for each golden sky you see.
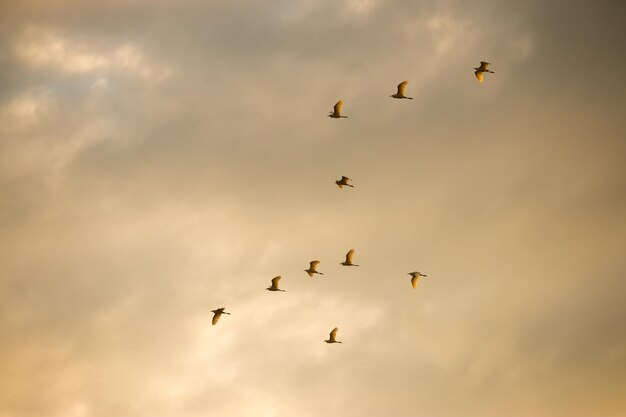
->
[1,1,625,416]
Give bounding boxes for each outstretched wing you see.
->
[333,100,344,116]
[271,275,281,289]
[411,275,419,289]
[310,260,320,270]
[329,327,339,342]
[341,176,351,182]
[480,61,490,71]
[345,249,355,264]
[474,70,484,83]
[212,312,222,325]
[397,80,408,96]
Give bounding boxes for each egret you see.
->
[211,307,231,325]
[340,249,359,266]
[305,260,324,277]
[390,80,413,99]
[266,276,286,292]
[328,100,348,118]
[335,176,354,189]
[325,327,342,343]
[408,271,428,289]
[474,61,494,83]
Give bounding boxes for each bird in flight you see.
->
[266,276,286,292]
[474,61,494,83]
[328,100,348,118]
[335,176,354,189]
[305,260,324,277]
[211,307,231,325]
[390,80,413,99]
[340,249,359,266]
[324,327,342,344]
[408,271,428,289]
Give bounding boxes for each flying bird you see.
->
[266,276,286,292]
[474,61,494,83]
[211,307,231,325]
[324,327,342,344]
[408,271,428,289]
[335,176,354,189]
[340,249,359,266]
[305,260,324,277]
[390,80,413,99]
[328,100,348,118]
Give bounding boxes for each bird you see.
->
[474,61,494,83]
[390,80,413,99]
[305,260,324,277]
[211,307,231,325]
[324,327,342,343]
[266,276,286,292]
[408,271,428,289]
[328,100,348,118]
[335,176,354,189]
[340,249,359,266]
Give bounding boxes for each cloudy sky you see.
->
[1,1,625,416]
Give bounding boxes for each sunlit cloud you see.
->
[14,25,169,80]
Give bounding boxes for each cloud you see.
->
[14,25,169,80]
[0,1,625,417]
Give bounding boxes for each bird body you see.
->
[328,100,348,118]
[390,80,413,99]
[408,271,428,289]
[340,249,359,266]
[325,327,342,343]
[335,176,354,189]
[474,61,494,83]
[211,307,231,325]
[266,276,285,292]
[305,260,324,277]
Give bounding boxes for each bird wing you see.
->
[271,276,281,289]
[480,61,490,70]
[474,70,484,83]
[346,249,355,263]
[212,312,222,325]
[310,260,320,270]
[329,327,338,342]
[397,80,408,96]
[333,100,343,116]
[411,275,419,288]
[341,176,351,182]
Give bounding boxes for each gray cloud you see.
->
[1,0,625,416]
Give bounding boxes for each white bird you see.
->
[211,307,231,325]
[328,100,348,118]
[390,80,413,99]
[266,276,286,292]
[408,271,428,289]
[340,249,359,266]
[305,260,324,277]
[335,176,354,189]
[324,327,342,344]
[474,61,494,83]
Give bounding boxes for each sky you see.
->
[1,1,625,416]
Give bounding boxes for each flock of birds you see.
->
[211,62,496,344]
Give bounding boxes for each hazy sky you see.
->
[1,1,625,416]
